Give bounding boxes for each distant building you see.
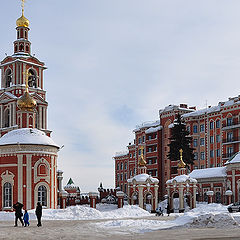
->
[114,98,240,203]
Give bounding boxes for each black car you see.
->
[227,202,240,213]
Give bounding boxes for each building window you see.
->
[216,149,220,157]
[124,163,127,170]
[227,132,233,142]
[148,147,152,153]
[121,163,123,170]
[216,120,220,128]
[200,124,204,132]
[216,135,220,143]
[187,126,190,133]
[200,138,205,146]
[138,138,142,144]
[227,118,232,126]
[227,147,233,157]
[138,149,141,156]
[194,152,198,160]
[209,121,214,130]
[142,136,145,143]
[5,69,12,88]
[210,136,214,144]
[200,152,205,160]
[193,125,198,133]
[117,164,119,170]
[193,139,198,147]
[210,150,214,158]
[38,185,47,207]
[124,173,127,180]
[121,174,123,181]
[148,135,152,140]
[3,182,12,208]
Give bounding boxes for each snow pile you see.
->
[0,204,150,221]
[95,203,238,233]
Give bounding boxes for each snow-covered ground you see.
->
[1,203,240,234]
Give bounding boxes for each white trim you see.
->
[34,158,50,183]
[34,182,50,208]
[26,154,32,209]
[17,154,23,203]
[51,156,54,208]
[1,170,14,209]
[0,164,17,167]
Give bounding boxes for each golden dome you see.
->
[139,155,147,167]
[16,14,29,28]
[17,92,36,111]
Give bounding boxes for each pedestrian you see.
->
[167,203,171,216]
[35,202,42,227]
[13,202,24,227]
[23,210,30,227]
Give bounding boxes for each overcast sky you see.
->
[1,1,240,191]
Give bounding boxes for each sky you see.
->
[1,0,240,191]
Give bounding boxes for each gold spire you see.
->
[16,0,30,28]
[17,70,37,111]
[138,146,147,167]
[178,149,186,168]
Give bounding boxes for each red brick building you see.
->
[114,98,240,202]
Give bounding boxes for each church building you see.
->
[0,2,59,210]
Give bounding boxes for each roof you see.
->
[183,105,221,118]
[0,128,59,148]
[145,126,162,134]
[189,167,227,179]
[133,120,160,132]
[159,105,194,114]
[127,173,159,183]
[114,151,129,158]
[225,152,240,164]
[166,174,197,184]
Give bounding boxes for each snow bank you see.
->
[94,203,239,233]
[0,204,150,221]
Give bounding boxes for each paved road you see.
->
[0,217,240,240]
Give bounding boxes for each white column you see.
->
[9,104,12,127]
[179,185,184,211]
[233,169,236,202]
[39,106,42,129]
[138,185,144,209]
[13,63,16,85]
[193,184,197,209]
[154,184,159,211]
[43,107,46,129]
[26,154,32,209]
[39,69,41,89]
[13,103,16,126]
[18,155,23,203]
[51,156,54,208]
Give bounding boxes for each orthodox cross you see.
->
[21,0,26,15]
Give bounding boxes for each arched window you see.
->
[19,44,24,51]
[5,69,12,88]
[38,185,47,207]
[3,182,12,208]
[26,45,29,53]
[28,69,37,88]
[204,192,208,202]
[4,109,10,128]
[15,45,18,52]
[216,192,221,203]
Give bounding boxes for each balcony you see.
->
[222,152,238,159]
[222,121,240,130]
[222,137,240,145]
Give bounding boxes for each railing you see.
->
[222,152,238,159]
[222,137,240,144]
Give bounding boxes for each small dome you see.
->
[17,92,37,111]
[0,128,59,148]
[16,14,29,28]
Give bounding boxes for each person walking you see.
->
[23,210,30,227]
[13,202,24,227]
[35,202,42,227]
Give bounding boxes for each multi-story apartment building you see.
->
[114,96,240,200]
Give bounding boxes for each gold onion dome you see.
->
[139,155,147,167]
[16,14,29,28]
[17,92,36,111]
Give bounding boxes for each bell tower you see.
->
[0,0,50,136]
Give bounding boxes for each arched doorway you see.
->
[38,185,47,207]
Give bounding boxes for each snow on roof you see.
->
[145,126,162,134]
[127,173,159,183]
[183,105,221,118]
[134,120,160,132]
[114,151,129,157]
[166,174,197,184]
[225,152,240,164]
[189,167,227,179]
[159,105,194,114]
[0,128,59,148]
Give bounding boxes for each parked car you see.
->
[228,202,240,213]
